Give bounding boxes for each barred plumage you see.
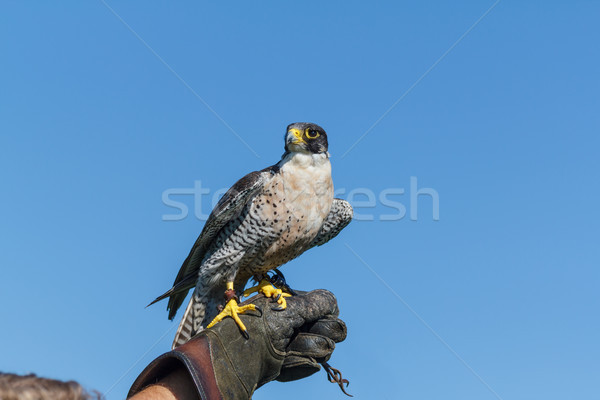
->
[149,123,353,349]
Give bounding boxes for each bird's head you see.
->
[284,122,328,154]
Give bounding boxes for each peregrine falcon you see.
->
[150,122,353,349]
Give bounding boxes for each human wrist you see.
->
[127,335,222,400]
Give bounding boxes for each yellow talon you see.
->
[243,279,292,309]
[206,298,257,337]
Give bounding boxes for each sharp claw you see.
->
[254,305,263,317]
[271,305,285,311]
[274,292,282,302]
[208,292,258,340]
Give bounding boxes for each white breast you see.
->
[279,152,333,227]
[246,152,334,271]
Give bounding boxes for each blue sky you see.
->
[1,1,599,399]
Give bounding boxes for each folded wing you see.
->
[309,198,353,249]
[149,166,278,320]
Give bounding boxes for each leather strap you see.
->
[127,335,223,400]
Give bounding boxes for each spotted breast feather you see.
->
[149,122,353,350]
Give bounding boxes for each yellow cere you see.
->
[289,128,305,144]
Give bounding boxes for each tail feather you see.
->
[171,287,223,349]
[172,294,201,349]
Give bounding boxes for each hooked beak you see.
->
[287,128,305,145]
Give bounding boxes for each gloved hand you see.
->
[128,289,347,400]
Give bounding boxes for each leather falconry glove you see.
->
[128,289,348,400]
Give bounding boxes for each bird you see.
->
[149,122,353,349]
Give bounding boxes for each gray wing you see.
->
[309,198,353,248]
[149,165,278,320]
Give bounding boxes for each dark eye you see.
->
[305,129,320,139]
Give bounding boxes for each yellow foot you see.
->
[243,279,292,310]
[206,298,258,339]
